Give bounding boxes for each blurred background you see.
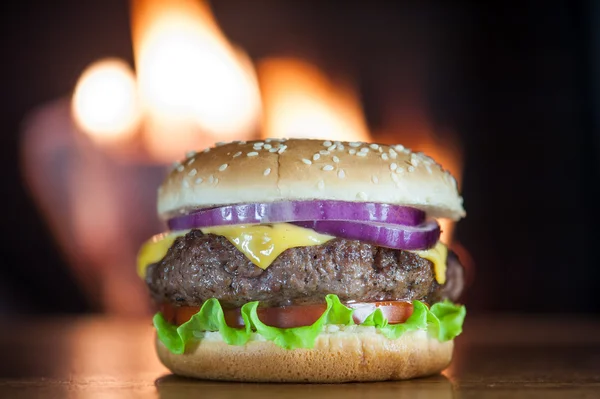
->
[1,0,598,317]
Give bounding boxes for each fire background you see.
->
[1,0,599,316]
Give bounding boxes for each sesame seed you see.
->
[233,151,242,158]
[238,141,246,145]
[357,192,367,200]
[320,150,330,155]
[349,142,361,148]
[313,153,321,161]
[188,169,197,177]
[322,164,334,171]
[195,177,203,184]
[269,147,278,153]
[408,166,416,172]
[208,175,215,183]
[370,143,379,150]
[450,175,458,187]
[323,140,332,147]
[186,150,197,158]
[332,156,340,163]
[202,148,211,153]
[426,165,433,174]
[254,142,264,147]
[215,142,226,146]
[264,144,272,150]
[334,141,341,145]
[337,144,345,150]
[359,147,369,153]
[328,145,336,151]
[372,176,379,184]
[349,149,357,155]
[182,179,190,188]
[381,153,389,161]
[264,168,271,176]
[318,180,325,190]
[302,158,312,165]
[389,149,397,159]
[247,152,259,157]
[338,169,346,179]
[176,165,184,172]
[214,177,219,184]
[356,152,367,157]
[390,163,398,171]
[172,161,181,170]
[278,145,287,154]
[187,158,195,165]
[265,138,272,143]
[394,144,405,152]
[218,164,228,171]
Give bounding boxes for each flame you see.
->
[258,57,369,142]
[72,58,141,144]
[131,0,261,161]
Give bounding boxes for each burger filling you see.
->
[144,229,464,308]
[140,224,466,354]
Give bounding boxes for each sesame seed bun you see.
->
[158,139,465,221]
[155,327,454,383]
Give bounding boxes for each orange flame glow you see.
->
[72,58,141,145]
[131,0,261,161]
[258,57,370,142]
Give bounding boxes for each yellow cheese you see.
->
[411,241,448,285]
[136,231,188,278]
[137,223,334,278]
[200,224,334,269]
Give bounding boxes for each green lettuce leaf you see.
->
[427,299,467,341]
[153,295,466,354]
[153,298,251,355]
[241,294,354,349]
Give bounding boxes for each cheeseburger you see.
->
[138,138,466,382]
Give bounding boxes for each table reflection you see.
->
[155,374,454,399]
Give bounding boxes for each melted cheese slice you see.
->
[136,224,334,278]
[201,224,334,269]
[136,231,188,278]
[137,223,448,284]
[411,241,448,284]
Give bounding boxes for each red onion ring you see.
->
[167,201,425,231]
[292,220,440,250]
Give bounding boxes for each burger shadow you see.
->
[155,373,455,399]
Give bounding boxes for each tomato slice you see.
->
[161,300,413,329]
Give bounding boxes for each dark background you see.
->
[1,0,598,315]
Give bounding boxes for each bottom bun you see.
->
[156,325,454,383]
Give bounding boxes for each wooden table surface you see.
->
[0,314,599,398]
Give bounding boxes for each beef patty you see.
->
[145,229,464,308]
